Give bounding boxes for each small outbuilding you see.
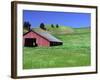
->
[23,30,63,47]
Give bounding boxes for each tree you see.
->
[40,23,46,30]
[23,21,31,31]
[51,24,54,28]
[56,24,59,28]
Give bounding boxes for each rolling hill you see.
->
[31,25,74,34]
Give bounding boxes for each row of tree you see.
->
[40,23,59,30]
[51,24,59,28]
[23,22,60,31]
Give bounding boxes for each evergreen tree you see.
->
[51,24,54,28]
[56,24,59,28]
[23,21,31,31]
[40,23,46,30]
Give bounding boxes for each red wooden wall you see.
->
[23,31,50,47]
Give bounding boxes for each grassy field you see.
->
[23,28,91,69]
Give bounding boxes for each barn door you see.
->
[24,38,37,47]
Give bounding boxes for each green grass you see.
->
[23,28,91,69]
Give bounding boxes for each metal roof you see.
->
[34,30,62,42]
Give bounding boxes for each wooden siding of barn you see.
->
[23,31,50,47]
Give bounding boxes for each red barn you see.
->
[23,30,63,47]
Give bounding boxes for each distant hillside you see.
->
[73,27,90,34]
[31,25,74,34]
[46,25,74,34]
[23,25,90,35]
[23,29,29,34]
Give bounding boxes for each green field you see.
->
[23,28,91,69]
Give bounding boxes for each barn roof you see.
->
[24,30,62,42]
[35,31,62,42]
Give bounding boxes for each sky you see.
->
[23,10,91,28]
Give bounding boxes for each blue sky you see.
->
[23,10,91,28]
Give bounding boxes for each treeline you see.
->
[39,23,60,30]
[23,21,60,31]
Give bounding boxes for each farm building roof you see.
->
[24,30,62,42]
[34,31,62,42]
